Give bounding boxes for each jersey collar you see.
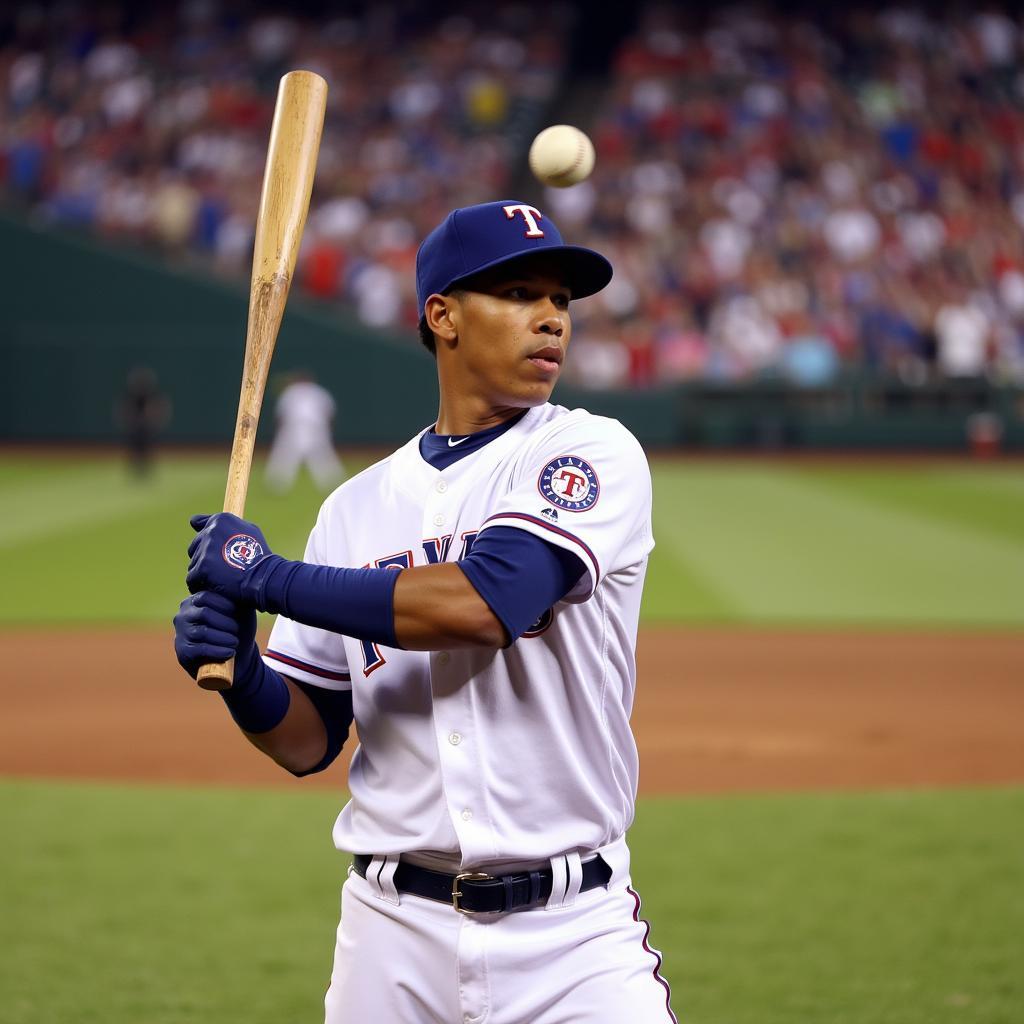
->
[419,409,529,470]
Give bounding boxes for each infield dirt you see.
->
[1,627,1021,794]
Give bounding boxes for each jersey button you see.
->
[461,808,473,821]
[448,731,462,746]
[436,479,448,493]
[433,513,445,527]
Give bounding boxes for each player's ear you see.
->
[425,293,459,347]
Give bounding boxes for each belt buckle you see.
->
[452,871,492,915]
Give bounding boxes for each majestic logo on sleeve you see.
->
[538,456,600,511]
[222,534,265,570]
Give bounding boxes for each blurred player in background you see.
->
[115,365,171,478]
[265,370,345,493]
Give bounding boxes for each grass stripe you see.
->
[796,466,1024,548]
[0,454,369,624]
[651,466,1023,626]
[643,517,740,622]
[0,460,228,548]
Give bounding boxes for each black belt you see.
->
[351,853,612,915]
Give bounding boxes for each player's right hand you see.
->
[172,591,257,680]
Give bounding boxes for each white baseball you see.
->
[528,125,595,188]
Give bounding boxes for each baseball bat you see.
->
[196,70,327,691]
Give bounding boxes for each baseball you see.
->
[528,124,595,188]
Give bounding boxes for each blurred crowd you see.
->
[553,5,1024,389]
[0,2,570,326]
[4,3,1024,389]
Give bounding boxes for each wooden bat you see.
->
[197,70,327,691]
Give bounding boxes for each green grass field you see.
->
[1,452,1021,626]
[2,779,1021,1024]
[646,461,1024,626]
[1,451,1022,1022]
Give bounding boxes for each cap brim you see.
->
[446,245,613,301]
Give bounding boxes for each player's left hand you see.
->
[186,512,281,604]
[173,590,258,680]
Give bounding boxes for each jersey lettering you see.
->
[422,535,453,565]
[370,533,479,573]
[356,529,515,674]
[361,551,413,676]
[503,204,544,238]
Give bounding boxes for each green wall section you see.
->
[2,211,1023,449]
[0,212,437,445]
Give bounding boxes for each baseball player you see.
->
[265,370,345,493]
[173,200,675,1023]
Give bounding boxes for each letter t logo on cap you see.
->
[503,204,545,238]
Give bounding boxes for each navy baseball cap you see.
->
[415,200,612,315]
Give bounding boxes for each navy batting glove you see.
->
[172,591,258,680]
[185,512,284,606]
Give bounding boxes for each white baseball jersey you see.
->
[265,402,654,868]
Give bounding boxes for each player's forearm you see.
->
[240,676,328,774]
[251,558,506,651]
[185,515,506,650]
[393,564,507,650]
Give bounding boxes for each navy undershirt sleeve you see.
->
[290,682,354,777]
[458,526,586,644]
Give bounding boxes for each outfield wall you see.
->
[2,212,1022,451]
[0,212,436,446]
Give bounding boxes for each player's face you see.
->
[450,265,573,410]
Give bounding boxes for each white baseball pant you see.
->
[323,838,678,1024]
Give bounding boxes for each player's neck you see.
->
[435,396,530,436]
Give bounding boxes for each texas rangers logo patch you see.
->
[538,456,600,512]
[223,533,265,570]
